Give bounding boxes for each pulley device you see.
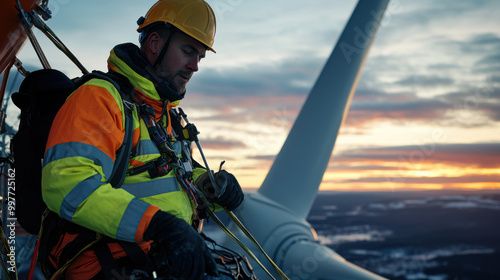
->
[175,108,289,280]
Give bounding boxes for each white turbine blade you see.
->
[258,0,390,219]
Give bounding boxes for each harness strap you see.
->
[169,109,185,140]
[109,107,134,188]
[118,240,151,272]
[127,160,156,176]
[94,242,121,280]
[57,232,96,269]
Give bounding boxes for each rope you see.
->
[224,210,289,280]
[207,210,279,280]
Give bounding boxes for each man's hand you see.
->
[197,170,244,211]
[144,211,218,279]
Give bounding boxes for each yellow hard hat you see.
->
[138,0,216,52]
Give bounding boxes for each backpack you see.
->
[11,68,134,235]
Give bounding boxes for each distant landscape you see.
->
[307,190,500,280]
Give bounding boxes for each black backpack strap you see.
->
[108,109,133,188]
[99,71,136,188]
[118,240,151,271]
[94,241,121,280]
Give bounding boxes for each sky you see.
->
[7,0,500,191]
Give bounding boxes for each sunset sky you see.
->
[11,0,500,191]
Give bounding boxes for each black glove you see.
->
[143,211,218,280]
[198,170,244,211]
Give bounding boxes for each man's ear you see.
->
[146,32,162,54]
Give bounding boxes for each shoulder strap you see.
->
[108,109,133,188]
[76,70,135,188]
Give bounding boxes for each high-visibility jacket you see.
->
[41,43,205,278]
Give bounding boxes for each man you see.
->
[41,0,244,279]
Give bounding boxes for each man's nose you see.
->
[186,57,199,72]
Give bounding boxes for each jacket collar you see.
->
[107,43,184,104]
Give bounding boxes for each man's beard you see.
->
[156,66,188,95]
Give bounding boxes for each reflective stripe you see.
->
[60,174,103,221]
[44,142,114,179]
[122,177,179,198]
[135,139,159,156]
[116,198,151,242]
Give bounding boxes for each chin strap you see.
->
[153,24,176,69]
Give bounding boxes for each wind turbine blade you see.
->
[258,0,390,218]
